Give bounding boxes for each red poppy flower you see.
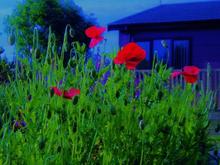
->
[63,88,80,100]
[171,71,182,78]
[51,87,62,96]
[50,87,80,100]
[182,66,200,84]
[114,42,146,70]
[85,26,106,48]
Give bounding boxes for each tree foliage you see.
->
[6,0,96,55]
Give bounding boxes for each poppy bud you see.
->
[168,107,172,115]
[57,146,62,153]
[69,60,76,68]
[161,125,170,134]
[139,120,145,130]
[119,126,124,131]
[47,110,52,119]
[18,111,23,120]
[138,114,143,122]
[97,108,101,114]
[195,84,200,92]
[80,109,85,114]
[115,90,120,98]
[157,91,164,101]
[92,70,98,79]
[60,111,67,123]
[72,96,79,105]
[134,159,140,165]
[69,28,75,38]
[47,58,52,65]
[110,106,116,115]
[124,99,128,106]
[50,88,55,97]
[35,48,41,59]
[72,122,77,133]
[179,117,186,126]
[27,94,32,101]
[39,137,46,150]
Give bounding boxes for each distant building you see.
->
[108,1,220,69]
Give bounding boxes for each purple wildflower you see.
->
[135,89,141,99]
[15,121,20,128]
[100,71,111,85]
[20,121,27,127]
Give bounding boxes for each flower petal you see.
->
[182,74,198,84]
[51,87,62,96]
[89,36,104,48]
[63,88,80,100]
[183,66,200,75]
[114,42,146,70]
[85,26,106,38]
[171,71,182,78]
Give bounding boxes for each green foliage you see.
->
[0,58,15,84]
[0,29,214,164]
[6,0,95,56]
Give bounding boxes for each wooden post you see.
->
[206,63,211,93]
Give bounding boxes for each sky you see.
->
[0,0,215,61]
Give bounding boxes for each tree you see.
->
[6,0,96,56]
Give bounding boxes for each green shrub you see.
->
[0,29,214,164]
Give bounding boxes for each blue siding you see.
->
[119,29,220,69]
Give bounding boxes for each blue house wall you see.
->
[119,29,220,69]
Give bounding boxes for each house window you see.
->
[173,40,190,69]
[153,40,172,66]
[136,41,150,69]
